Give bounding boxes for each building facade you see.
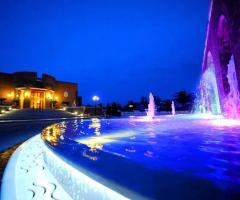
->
[201,0,240,118]
[0,72,78,109]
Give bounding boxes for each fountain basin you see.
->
[42,115,240,200]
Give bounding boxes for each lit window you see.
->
[64,91,68,97]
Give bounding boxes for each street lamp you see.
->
[92,95,100,115]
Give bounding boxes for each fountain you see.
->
[171,101,176,115]
[197,53,240,119]
[195,52,221,115]
[223,55,240,119]
[147,92,155,120]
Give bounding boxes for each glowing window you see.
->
[64,91,68,97]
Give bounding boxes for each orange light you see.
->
[46,93,53,100]
[7,92,14,98]
[24,91,30,98]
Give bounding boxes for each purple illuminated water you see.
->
[198,52,240,119]
[223,55,240,119]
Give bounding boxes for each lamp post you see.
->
[92,95,99,116]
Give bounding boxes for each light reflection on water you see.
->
[42,114,240,197]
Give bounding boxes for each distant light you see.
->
[74,111,78,115]
[129,105,133,108]
[92,96,100,101]
[63,107,66,111]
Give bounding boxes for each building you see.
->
[0,72,78,109]
[201,0,240,118]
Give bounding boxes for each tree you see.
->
[163,100,172,111]
[174,91,195,111]
[153,95,162,111]
[139,96,148,111]
[124,100,140,112]
[106,102,121,116]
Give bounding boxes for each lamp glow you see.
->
[7,92,14,98]
[47,93,53,100]
[92,95,100,101]
[92,96,100,116]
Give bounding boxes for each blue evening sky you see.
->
[0,0,209,104]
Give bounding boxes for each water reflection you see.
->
[125,147,136,153]
[42,123,65,146]
[88,118,101,136]
[79,118,103,161]
[82,149,99,161]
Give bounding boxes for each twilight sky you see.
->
[0,0,209,104]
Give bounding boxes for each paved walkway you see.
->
[0,143,20,180]
[0,109,75,121]
[0,109,80,152]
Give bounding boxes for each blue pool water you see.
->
[42,115,240,200]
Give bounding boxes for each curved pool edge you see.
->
[41,122,144,200]
[1,134,130,200]
[43,142,130,200]
[0,134,72,200]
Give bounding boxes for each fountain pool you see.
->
[41,114,240,200]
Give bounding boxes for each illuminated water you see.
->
[171,101,176,115]
[42,115,240,200]
[197,52,240,119]
[223,55,240,119]
[147,92,155,119]
[196,52,221,115]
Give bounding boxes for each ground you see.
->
[0,143,20,180]
[0,109,81,184]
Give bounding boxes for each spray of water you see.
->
[223,55,240,119]
[171,101,176,115]
[195,56,221,115]
[147,92,155,119]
